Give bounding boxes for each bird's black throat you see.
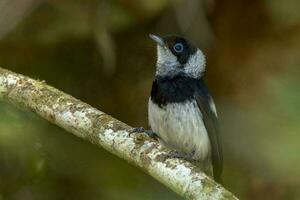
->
[151,74,205,107]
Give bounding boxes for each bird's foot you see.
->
[167,150,195,161]
[130,127,159,139]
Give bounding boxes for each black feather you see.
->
[162,35,197,64]
[151,74,198,107]
[194,80,223,183]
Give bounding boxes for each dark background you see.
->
[0,0,300,199]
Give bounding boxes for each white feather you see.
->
[208,98,218,118]
[156,45,180,77]
[148,98,211,161]
[184,49,206,78]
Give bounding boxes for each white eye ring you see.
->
[173,43,184,53]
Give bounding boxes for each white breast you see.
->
[148,99,211,161]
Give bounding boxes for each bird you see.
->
[145,34,223,182]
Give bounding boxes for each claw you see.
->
[130,127,159,140]
[167,150,195,161]
[130,127,145,133]
[144,130,158,138]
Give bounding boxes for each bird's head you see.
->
[149,34,206,79]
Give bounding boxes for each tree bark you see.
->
[0,67,238,200]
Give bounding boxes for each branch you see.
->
[0,67,238,200]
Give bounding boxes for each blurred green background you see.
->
[0,0,300,199]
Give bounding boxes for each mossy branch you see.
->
[0,67,238,200]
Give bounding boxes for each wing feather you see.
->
[194,80,223,182]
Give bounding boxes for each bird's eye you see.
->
[173,43,184,53]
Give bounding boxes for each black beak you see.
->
[149,34,165,47]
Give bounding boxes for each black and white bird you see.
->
[147,34,223,182]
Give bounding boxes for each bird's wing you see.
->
[194,80,223,182]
